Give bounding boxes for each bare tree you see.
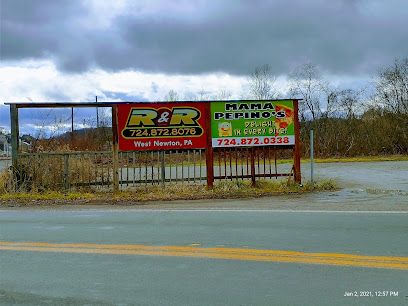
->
[289,63,326,121]
[248,64,277,100]
[183,91,197,101]
[375,57,408,114]
[197,89,211,100]
[212,88,232,100]
[164,89,179,102]
[325,88,363,119]
[338,89,362,119]
[324,90,338,118]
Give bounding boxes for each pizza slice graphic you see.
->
[274,104,293,134]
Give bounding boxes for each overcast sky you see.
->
[1,0,407,133]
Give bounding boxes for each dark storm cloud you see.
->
[0,0,88,60]
[1,0,407,75]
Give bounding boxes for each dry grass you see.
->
[0,168,14,194]
[115,179,320,203]
[0,178,338,205]
[14,154,108,192]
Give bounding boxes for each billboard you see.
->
[117,102,207,151]
[211,100,295,147]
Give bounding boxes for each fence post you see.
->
[63,154,70,191]
[112,105,120,192]
[205,102,214,189]
[160,151,166,186]
[293,99,302,184]
[250,147,256,187]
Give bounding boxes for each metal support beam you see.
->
[293,99,302,184]
[205,103,214,189]
[111,105,119,192]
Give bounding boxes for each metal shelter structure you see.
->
[6,100,302,191]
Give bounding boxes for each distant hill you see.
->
[56,127,112,140]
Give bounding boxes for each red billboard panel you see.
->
[117,102,207,151]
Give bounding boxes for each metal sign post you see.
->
[310,129,314,185]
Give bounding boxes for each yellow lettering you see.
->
[170,108,199,125]
[127,109,157,127]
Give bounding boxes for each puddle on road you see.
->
[300,161,408,207]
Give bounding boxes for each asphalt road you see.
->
[1,209,407,305]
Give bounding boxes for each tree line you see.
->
[287,58,408,157]
[166,58,408,157]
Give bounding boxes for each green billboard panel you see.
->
[211,100,295,147]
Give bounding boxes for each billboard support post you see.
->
[205,103,214,189]
[112,105,119,192]
[293,99,302,184]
